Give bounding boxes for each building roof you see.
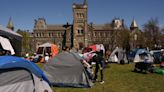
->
[92,24,113,31]
[47,25,66,30]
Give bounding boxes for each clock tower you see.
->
[72,0,88,49]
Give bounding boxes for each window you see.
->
[81,30,84,34]
[98,32,100,37]
[100,32,103,37]
[52,33,54,37]
[93,32,96,37]
[77,26,84,35]
[41,33,44,37]
[78,30,80,34]
[49,32,52,37]
[36,33,38,37]
[76,13,84,18]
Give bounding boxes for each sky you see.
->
[0,0,164,31]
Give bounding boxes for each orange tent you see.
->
[51,44,59,57]
[36,42,59,57]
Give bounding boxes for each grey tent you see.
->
[108,47,128,64]
[0,56,53,92]
[43,52,93,88]
[0,68,53,92]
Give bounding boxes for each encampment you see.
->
[43,52,93,88]
[37,42,58,57]
[0,56,53,92]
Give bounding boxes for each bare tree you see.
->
[143,18,161,49]
[103,22,130,50]
[160,27,164,47]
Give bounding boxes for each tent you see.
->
[43,52,93,88]
[133,49,154,63]
[108,47,128,64]
[0,56,53,92]
[89,44,105,53]
[37,42,58,57]
[0,36,15,55]
[0,25,22,56]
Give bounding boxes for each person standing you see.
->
[44,53,49,63]
[93,50,105,84]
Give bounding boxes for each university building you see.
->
[30,0,137,51]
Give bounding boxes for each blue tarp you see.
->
[0,56,49,83]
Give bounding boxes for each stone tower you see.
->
[130,19,141,49]
[7,17,14,30]
[72,0,88,49]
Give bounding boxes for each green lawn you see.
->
[38,63,164,92]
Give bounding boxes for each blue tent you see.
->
[0,56,49,83]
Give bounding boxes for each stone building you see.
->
[129,19,143,49]
[30,0,126,51]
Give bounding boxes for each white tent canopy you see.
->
[108,47,128,63]
[38,42,52,47]
[0,36,15,55]
[133,49,154,63]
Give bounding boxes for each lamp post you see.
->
[63,22,71,47]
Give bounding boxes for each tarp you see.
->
[43,52,93,88]
[89,44,105,53]
[154,68,164,74]
[89,45,97,52]
[0,36,15,55]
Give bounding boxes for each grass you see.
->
[38,63,164,92]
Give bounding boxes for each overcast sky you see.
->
[0,0,164,31]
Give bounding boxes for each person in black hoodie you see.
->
[93,50,105,84]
